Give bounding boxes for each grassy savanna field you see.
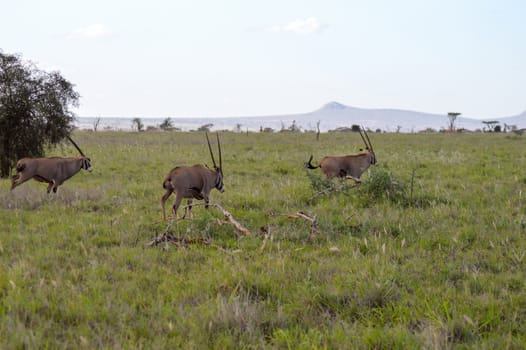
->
[0,131,525,349]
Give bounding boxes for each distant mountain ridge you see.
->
[232,101,526,132]
[76,102,526,132]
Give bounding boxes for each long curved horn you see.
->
[205,132,217,168]
[363,127,374,152]
[67,136,86,157]
[216,133,222,171]
[358,126,369,149]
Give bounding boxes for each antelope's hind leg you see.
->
[170,194,184,220]
[161,189,173,220]
[10,172,31,191]
[10,173,20,190]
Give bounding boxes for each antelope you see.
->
[305,127,376,183]
[161,133,224,221]
[11,136,92,193]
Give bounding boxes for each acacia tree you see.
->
[131,118,144,131]
[0,51,79,177]
[447,112,461,132]
[482,120,500,132]
[197,123,213,132]
[159,117,173,131]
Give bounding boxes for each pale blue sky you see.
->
[1,0,525,119]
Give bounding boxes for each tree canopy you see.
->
[159,117,173,131]
[0,51,79,177]
[197,123,213,132]
[131,118,144,132]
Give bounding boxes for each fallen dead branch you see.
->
[146,231,209,248]
[287,211,318,240]
[148,202,250,248]
[210,203,251,236]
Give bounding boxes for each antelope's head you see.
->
[359,127,377,165]
[68,136,93,172]
[206,132,224,193]
[81,157,93,172]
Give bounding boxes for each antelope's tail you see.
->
[304,155,320,170]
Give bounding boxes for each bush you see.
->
[358,168,406,203]
[304,166,442,208]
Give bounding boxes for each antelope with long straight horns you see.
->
[161,133,224,221]
[11,136,93,193]
[305,127,377,183]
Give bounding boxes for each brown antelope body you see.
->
[11,137,92,193]
[306,128,376,183]
[161,133,223,220]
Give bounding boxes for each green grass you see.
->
[1,131,525,348]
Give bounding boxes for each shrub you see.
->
[358,168,406,203]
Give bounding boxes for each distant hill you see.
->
[254,102,526,132]
[211,102,526,132]
[493,111,526,128]
[76,102,526,132]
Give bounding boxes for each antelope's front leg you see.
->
[183,199,193,219]
[46,180,56,194]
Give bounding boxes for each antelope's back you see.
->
[163,165,207,191]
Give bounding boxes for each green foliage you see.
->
[1,131,525,348]
[197,123,213,132]
[0,51,79,177]
[304,169,333,193]
[358,167,406,203]
[159,117,173,130]
[131,118,144,132]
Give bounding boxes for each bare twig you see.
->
[260,225,271,252]
[209,203,251,236]
[165,202,250,237]
[287,211,318,240]
[314,187,337,197]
